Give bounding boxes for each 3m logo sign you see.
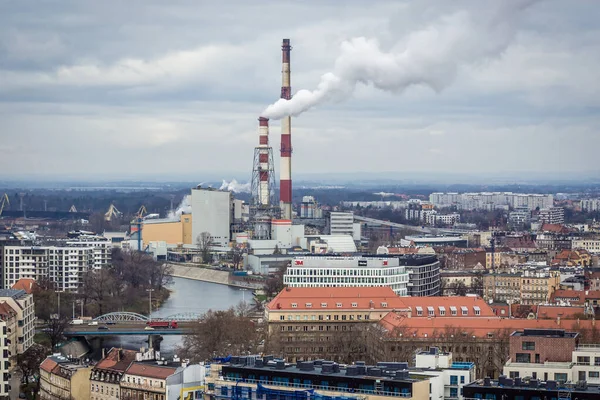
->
[382,261,388,266]
[294,260,304,266]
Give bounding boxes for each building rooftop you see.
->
[267,287,408,311]
[94,348,137,373]
[399,296,495,318]
[0,288,28,300]
[510,328,578,338]
[221,357,421,383]
[11,278,38,294]
[379,312,597,338]
[125,362,177,380]
[465,378,600,395]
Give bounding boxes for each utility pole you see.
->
[146,288,155,322]
[72,302,75,319]
[81,301,84,318]
[57,291,61,319]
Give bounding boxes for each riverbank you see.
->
[167,263,262,290]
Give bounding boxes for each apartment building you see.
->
[0,313,11,398]
[0,289,35,353]
[39,355,92,400]
[483,269,560,305]
[429,192,553,211]
[414,349,476,400]
[283,255,410,296]
[574,239,600,254]
[89,348,137,400]
[581,199,600,212]
[2,241,111,291]
[120,362,177,400]
[539,207,565,225]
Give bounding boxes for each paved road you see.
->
[64,322,197,336]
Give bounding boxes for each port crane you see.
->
[131,205,147,251]
[104,204,123,222]
[69,205,78,213]
[0,193,9,217]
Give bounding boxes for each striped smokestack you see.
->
[258,117,270,206]
[280,38,293,220]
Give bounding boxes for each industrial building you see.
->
[283,255,409,295]
[141,213,193,248]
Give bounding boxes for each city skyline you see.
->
[1,0,599,178]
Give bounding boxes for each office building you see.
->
[191,186,232,248]
[39,355,92,400]
[404,255,441,296]
[413,348,476,400]
[283,255,410,295]
[0,288,35,353]
[265,287,409,362]
[328,211,354,236]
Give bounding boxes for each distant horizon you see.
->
[1,169,599,189]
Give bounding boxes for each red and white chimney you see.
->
[280,38,293,220]
[258,117,270,206]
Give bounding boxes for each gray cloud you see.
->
[0,0,598,179]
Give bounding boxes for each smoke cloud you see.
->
[168,195,192,220]
[219,179,251,193]
[262,1,536,120]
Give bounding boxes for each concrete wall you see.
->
[143,220,184,248]
[191,188,231,247]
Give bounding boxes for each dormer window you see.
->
[416,306,423,316]
[291,303,298,308]
[351,302,358,308]
[473,306,481,316]
[427,306,435,316]
[450,306,457,316]
[321,303,328,308]
[461,306,468,316]
[306,303,312,308]
[336,303,343,308]
[381,302,388,308]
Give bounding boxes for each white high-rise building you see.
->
[284,255,409,295]
[429,192,553,211]
[539,207,565,225]
[191,186,232,248]
[329,211,354,236]
[2,241,111,291]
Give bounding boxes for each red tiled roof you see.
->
[11,278,38,294]
[398,296,496,318]
[550,289,584,305]
[537,305,586,320]
[125,363,177,380]
[541,224,571,234]
[0,302,17,319]
[379,312,596,338]
[267,287,408,311]
[40,358,59,373]
[386,247,419,255]
[95,348,137,372]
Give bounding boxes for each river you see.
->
[99,276,249,356]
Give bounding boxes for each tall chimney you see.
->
[279,38,293,220]
[258,117,270,206]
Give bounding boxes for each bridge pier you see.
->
[148,334,163,351]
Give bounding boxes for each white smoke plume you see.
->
[168,195,192,220]
[261,1,536,119]
[219,179,251,193]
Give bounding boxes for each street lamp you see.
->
[146,288,155,322]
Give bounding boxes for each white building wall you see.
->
[329,212,354,236]
[191,188,231,248]
[284,256,409,295]
[0,320,8,398]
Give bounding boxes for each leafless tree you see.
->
[16,344,49,385]
[178,304,260,362]
[47,316,72,349]
[196,232,212,263]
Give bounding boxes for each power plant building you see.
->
[191,186,232,248]
[141,214,193,248]
[283,255,409,296]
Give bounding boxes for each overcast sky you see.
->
[0,0,598,181]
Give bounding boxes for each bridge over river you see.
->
[63,311,200,337]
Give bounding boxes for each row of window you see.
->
[279,314,371,321]
[290,302,387,309]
